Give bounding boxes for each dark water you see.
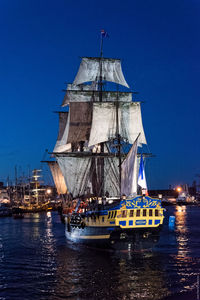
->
[0,206,200,300]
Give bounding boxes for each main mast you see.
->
[115,86,122,197]
[100,31,121,198]
[99,31,104,196]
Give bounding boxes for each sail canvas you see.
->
[121,138,138,196]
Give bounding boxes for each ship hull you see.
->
[65,222,162,251]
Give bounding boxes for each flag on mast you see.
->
[101,29,109,38]
[138,153,148,194]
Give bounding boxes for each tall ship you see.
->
[50,33,164,250]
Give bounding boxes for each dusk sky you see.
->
[0,0,199,189]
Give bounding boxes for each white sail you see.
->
[121,102,146,145]
[53,142,71,153]
[88,102,116,147]
[73,57,129,88]
[48,161,67,194]
[104,157,120,197]
[88,102,146,147]
[57,156,91,197]
[121,139,138,196]
[53,110,71,153]
[62,90,132,106]
[62,82,97,107]
[53,54,148,199]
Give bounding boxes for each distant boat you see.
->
[0,189,10,205]
[177,193,197,205]
[176,184,196,205]
[11,168,53,212]
[48,36,165,251]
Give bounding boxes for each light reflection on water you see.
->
[0,206,199,299]
[175,205,189,258]
[173,205,200,295]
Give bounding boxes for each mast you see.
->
[99,32,103,102]
[115,85,122,197]
[15,165,18,203]
[99,31,104,196]
[28,165,31,207]
[31,169,44,206]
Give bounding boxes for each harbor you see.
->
[0,168,60,217]
[0,205,200,299]
[1,1,200,299]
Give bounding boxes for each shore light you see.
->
[176,187,182,193]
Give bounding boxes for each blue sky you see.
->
[0,0,199,189]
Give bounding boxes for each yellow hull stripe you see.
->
[78,235,110,240]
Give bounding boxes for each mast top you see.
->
[100,29,109,58]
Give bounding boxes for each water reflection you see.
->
[0,209,200,300]
[175,205,189,259]
[175,206,187,233]
[0,237,4,262]
[114,253,169,299]
[51,245,170,300]
[41,211,55,255]
[174,205,199,294]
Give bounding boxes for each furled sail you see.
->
[62,91,132,106]
[88,102,146,146]
[48,161,67,195]
[62,82,97,107]
[53,112,71,153]
[121,138,138,196]
[73,57,129,88]
[67,83,94,91]
[57,157,91,198]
